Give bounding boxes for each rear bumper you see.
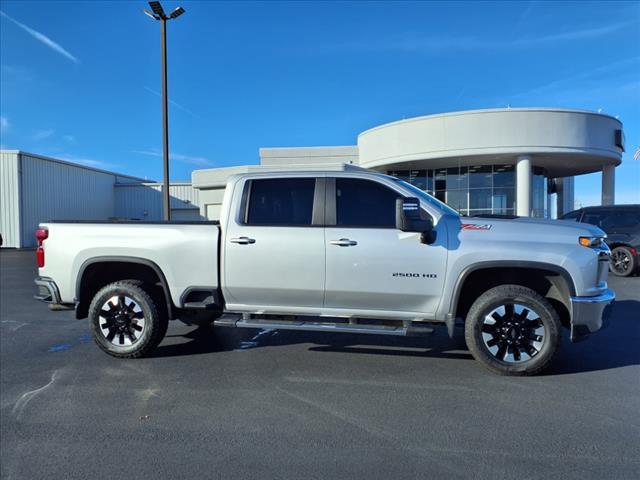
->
[570,288,615,342]
[34,277,61,303]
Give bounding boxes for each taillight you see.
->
[36,228,48,268]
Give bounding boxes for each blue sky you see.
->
[0,0,638,205]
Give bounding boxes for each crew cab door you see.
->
[323,177,447,315]
[223,177,325,309]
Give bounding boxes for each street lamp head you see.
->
[143,9,160,20]
[169,6,185,19]
[148,1,167,19]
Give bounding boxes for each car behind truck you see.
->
[35,165,614,375]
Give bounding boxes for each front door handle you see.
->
[330,238,358,247]
[230,236,256,245]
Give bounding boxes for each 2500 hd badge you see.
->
[392,272,438,278]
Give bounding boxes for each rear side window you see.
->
[602,211,640,229]
[245,178,315,226]
[335,178,400,228]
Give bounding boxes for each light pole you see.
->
[144,1,185,221]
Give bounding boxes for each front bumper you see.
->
[569,288,615,342]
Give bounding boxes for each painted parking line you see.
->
[48,333,93,352]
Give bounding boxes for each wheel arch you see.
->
[450,261,576,328]
[75,256,175,320]
[608,241,637,252]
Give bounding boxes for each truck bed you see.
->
[38,221,220,308]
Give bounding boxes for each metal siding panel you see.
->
[114,184,163,220]
[114,183,201,220]
[0,152,21,247]
[20,154,116,247]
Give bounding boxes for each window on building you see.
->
[335,178,400,227]
[386,163,546,218]
[434,169,447,192]
[469,188,492,210]
[493,188,515,213]
[446,189,468,214]
[446,167,468,190]
[494,165,515,188]
[532,168,548,218]
[245,178,315,226]
[469,165,493,188]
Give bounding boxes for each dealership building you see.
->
[1,108,625,248]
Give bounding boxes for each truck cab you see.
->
[220,170,449,320]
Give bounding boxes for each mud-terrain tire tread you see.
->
[88,280,168,358]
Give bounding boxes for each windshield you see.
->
[392,178,460,216]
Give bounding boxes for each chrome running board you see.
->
[214,317,434,336]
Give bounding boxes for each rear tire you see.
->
[610,246,636,277]
[89,280,168,358]
[464,285,561,376]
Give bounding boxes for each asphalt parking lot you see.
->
[1,249,639,479]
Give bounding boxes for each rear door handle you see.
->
[330,238,358,247]
[230,236,256,245]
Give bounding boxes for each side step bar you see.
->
[213,317,434,336]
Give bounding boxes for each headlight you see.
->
[579,236,605,248]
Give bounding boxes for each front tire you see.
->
[610,246,636,277]
[89,281,168,358]
[464,285,561,376]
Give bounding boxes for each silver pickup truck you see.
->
[34,165,614,375]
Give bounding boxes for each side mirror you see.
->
[396,197,437,244]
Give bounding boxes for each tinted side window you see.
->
[336,178,400,227]
[603,211,640,229]
[246,178,315,226]
[582,211,607,228]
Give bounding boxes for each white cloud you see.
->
[132,148,214,167]
[0,116,8,131]
[62,134,76,143]
[55,153,115,170]
[0,11,79,64]
[143,87,199,118]
[32,129,55,141]
[511,21,633,47]
[510,56,640,100]
[331,20,635,54]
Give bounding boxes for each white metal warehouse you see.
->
[0,151,201,248]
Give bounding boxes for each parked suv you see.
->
[562,205,640,276]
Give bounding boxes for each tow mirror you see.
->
[396,197,436,244]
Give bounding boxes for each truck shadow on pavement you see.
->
[152,299,640,375]
[546,299,640,375]
[154,325,473,361]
